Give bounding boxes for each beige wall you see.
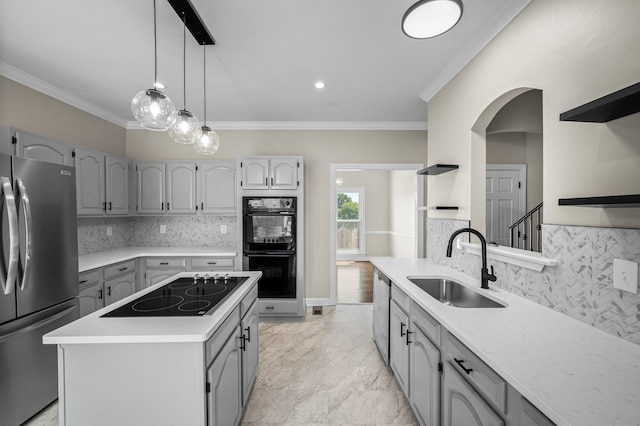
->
[0,76,126,156]
[389,170,416,258]
[427,0,640,229]
[127,128,427,298]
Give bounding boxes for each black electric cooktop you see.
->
[102,275,248,317]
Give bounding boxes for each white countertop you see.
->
[44,271,260,345]
[78,246,237,272]
[370,258,640,426]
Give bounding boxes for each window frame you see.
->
[336,187,366,257]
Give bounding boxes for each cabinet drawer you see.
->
[145,258,186,268]
[240,284,258,318]
[78,269,100,288]
[410,300,440,347]
[258,299,298,315]
[191,257,234,270]
[103,260,136,280]
[205,306,241,366]
[391,283,410,313]
[445,333,507,414]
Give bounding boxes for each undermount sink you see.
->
[407,277,506,308]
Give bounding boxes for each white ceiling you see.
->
[0,0,530,130]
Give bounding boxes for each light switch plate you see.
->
[220,225,227,234]
[613,258,638,294]
[160,224,166,234]
[106,226,112,236]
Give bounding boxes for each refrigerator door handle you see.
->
[0,176,19,295]
[15,178,33,291]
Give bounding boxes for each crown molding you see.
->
[127,120,428,131]
[0,61,129,128]
[419,0,532,103]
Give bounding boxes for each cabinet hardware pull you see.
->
[159,262,169,265]
[167,202,170,210]
[454,358,473,374]
[201,202,204,210]
[406,330,413,345]
[108,202,112,210]
[161,202,164,210]
[98,289,103,300]
[102,202,107,211]
[239,335,246,351]
[79,279,87,284]
[265,177,268,186]
[118,267,127,272]
[107,286,111,296]
[400,322,406,337]
[271,177,273,186]
[266,306,274,310]
[244,327,251,342]
[207,262,216,265]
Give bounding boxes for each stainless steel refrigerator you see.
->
[0,154,79,426]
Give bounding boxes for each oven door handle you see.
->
[245,252,295,257]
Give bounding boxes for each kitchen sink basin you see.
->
[407,277,506,308]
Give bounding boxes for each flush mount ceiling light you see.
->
[193,45,220,155]
[131,0,177,130]
[168,12,200,144]
[402,0,463,39]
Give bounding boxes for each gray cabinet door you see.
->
[207,329,243,426]
[106,156,129,215]
[145,268,185,288]
[270,158,298,189]
[137,162,165,213]
[78,281,104,317]
[198,162,237,214]
[241,301,259,406]
[442,362,504,426]
[520,398,555,426]
[75,148,105,215]
[15,130,71,165]
[410,326,440,426]
[241,158,269,189]
[389,300,410,397]
[104,271,136,306]
[166,162,196,214]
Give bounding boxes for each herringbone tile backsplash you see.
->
[428,219,640,345]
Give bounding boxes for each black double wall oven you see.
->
[242,197,297,299]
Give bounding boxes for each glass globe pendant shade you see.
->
[168,109,200,144]
[131,88,177,131]
[193,125,220,155]
[402,0,463,39]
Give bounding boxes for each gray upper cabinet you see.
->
[106,156,129,215]
[75,148,105,215]
[137,162,166,214]
[240,156,299,190]
[76,148,129,216]
[198,161,237,214]
[166,162,196,214]
[13,129,72,166]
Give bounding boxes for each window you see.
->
[336,188,365,255]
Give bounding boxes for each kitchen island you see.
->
[370,257,640,426]
[44,271,261,426]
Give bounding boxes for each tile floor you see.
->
[25,305,416,426]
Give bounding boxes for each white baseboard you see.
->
[305,298,334,306]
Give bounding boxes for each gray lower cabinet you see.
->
[104,271,136,306]
[442,362,504,426]
[240,300,259,406]
[520,398,555,426]
[78,261,137,317]
[372,268,390,365]
[142,257,187,288]
[207,328,244,426]
[410,326,441,426]
[389,299,410,397]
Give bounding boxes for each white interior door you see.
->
[486,165,525,246]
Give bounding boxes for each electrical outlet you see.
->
[106,226,112,236]
[613,259,638,294]
[160,224,166,234]
[220,225,227,234]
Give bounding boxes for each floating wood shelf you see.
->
[417,164,459,175]
[558,194,640,208]
[559,82,640,123]
[426,206,459,210]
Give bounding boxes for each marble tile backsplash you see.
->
[427,218,640,345]
[77,216,237,255]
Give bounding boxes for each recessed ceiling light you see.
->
[314,81,326,89]
[402,0,463,39]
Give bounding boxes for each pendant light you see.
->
[168,12,200,144]
[402,0,463,39]
[131,0,177,130]
[193,45,220,155]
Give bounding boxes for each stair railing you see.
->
[509,202,543,252]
